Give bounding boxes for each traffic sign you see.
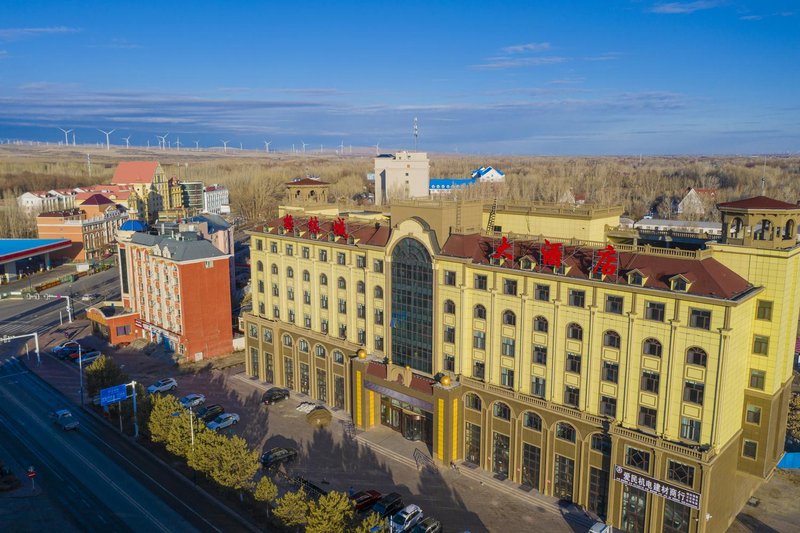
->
[27,466,36,478]
[100,384,128,406]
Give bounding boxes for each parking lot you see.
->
[27,323,591,532]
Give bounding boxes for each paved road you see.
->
[0,355,257,532]
[0,267,120,339]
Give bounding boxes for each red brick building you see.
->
[118,231,233,360]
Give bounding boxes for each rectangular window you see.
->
[262,328,273,343]
[564,386,580,407]
[338,299,346,314]
[204,260,213,268]
[373,259,384,273]
[444,355,455,372]
[272,306,280,319]
[683,381,705,405]
[115,325,131,336]
[680,417,701,442]
[337,252,346,265]
[743,440,758,459]
[756,300,773,321]
[568,289,585,307]
[600,396,617,417]
[473,330,486,349]
[503,279,517,295]
[320,319,328,334]
[566,353,581,374]
[271,283,279,296]
[248,324,257,338]
[753,335,769,355]
[303,291,311,305]
[474,274,488,290]
[303,314,311,328]
[473,361,485,380]
[374,309,384,325]
[667,460,695,487]
[641,370,660,394]
[339,324,347,339]
[287,287,294,301]
[287,309,295,323]
[501,337,515,357]
[689,308,711,330]
[602,362,619,383]
[319,249,328,262]
[257,280,265,293]
[356,255,366,268]
[625,447,651,472]
[375,335,384,350]
[535,284,550,301]
[501,368,514,388]
[533,345,547,365]
[357,304,366,319]
[256,239,264,251]
[638,407,657,429]
[532,377,546,398]
[606,295,624,314]
[302,247,310,259]
[645,301,665,322]
[663,499,691,533]
[286,244,293,257]
[749,369,766,390]
[746,405,762,425]
[444,270,456,286]
[444,326,456,344]
[269,241,276,253]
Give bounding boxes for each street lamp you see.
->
[78,345,85,407]
[171,405,195,448]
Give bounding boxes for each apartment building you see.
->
[203,184,230,215]
[17,190,76,214]
[374,151,430,206]
[118,231,233,360]
[243,193,800,532]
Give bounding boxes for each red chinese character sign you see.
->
[282,214,294,233]
[541,239,563,267]
[333,217,348,239]
[594,244,618,276]
[492,236,513,262]
[307,216,321,236]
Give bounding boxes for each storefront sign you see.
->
[364,381,433,412]
[613,464,701,510]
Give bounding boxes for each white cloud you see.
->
[501,42,551,54]
[471,56,566,70]
[649,1,721,14]
[0,26,81,40]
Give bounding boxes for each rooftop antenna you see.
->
[57,127,73,146]
[413,117,419,151]
[374,140,380,156]
[221,140,230,153]
[97,128,116,150]
[264,140,271,153]
[761,156,767,195]
[175,137,182,150]
[301,140,307,154]
[122,135,131,149]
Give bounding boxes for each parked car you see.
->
[261,387,290,405]
[260,447,298,469]
[195,404,224,422]
[180,394,206,408]
[80,293,100,302]
[350,490,382,512]
[296,401,321,413]
[147,378,178,394]
[412,517,442,533]
[51,342,81,359]
[72,351,102,365]
[51,409,79,431]
[391,504,423,532]
[372,492,404,518]
[207,413,240,431]
[589,522,615,533]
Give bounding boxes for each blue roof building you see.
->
[471,166,506,182]
[429,178,478,194]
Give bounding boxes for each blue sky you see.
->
[0,0,797,155]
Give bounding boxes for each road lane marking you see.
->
[0,413,64,480]
[0,371,30,380]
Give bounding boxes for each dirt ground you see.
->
[728,469,800,533]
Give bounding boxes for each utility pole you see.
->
[1,333,41,366]
[131,380,139,438]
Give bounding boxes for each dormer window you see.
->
[627,270,645,286]
[553,264,567,276]
[670,275,690,292]
[589,269,603,280]
[519,256,536,270]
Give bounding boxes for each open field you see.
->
[1,144,799,238]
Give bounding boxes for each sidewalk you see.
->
[0,441,41,500]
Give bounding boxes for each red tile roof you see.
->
[717,196,799,210]
[112,161,159,185]
[78,193,115,205]
[440,234,752,300]
[286,177,330,186]
[258,216,391,247]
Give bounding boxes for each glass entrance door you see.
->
[492,432,510,478]
[553,454,575,501]
[402,413,423,441]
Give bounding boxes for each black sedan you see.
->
[195,404,224,423]
[260,447,298,468]
[261,388,290,405]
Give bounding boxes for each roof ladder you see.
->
[487,197,498,234]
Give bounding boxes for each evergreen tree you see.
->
[354,512,386,533]
[85,355,127,397]
[148,393,183,445]
[274,488,309,532]
[306,491,355,533]
[253,476,279,517]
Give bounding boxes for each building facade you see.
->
[118,232,233,360]
[181,181,205,213]
[17,190,76,214]
[374,152,430,206]
[243,196,799,533]
[203,184,230,215]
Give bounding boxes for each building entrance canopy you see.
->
[364,381,433,412]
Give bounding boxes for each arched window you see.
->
[643,338,662,357]
[287,267,294,278]
[444,300,456,314]
[534,316,548,333]
[315,345,326,358]
[320,274,328,286]
[502,310,516,326]
[357,281,365,294]
[391,238,433,373]
[556,422,576,443]
[282,334,293,347]
[374,285,383,299]
[785,219,796,240]
[302,270,310,282]
[332,350,345,364]
[465,393,482,411]
[603,330,621,349]
[493,401,511,420]
[523,411,542,430]
[298,339,309,352]
[338,277,346,289]
[474,304,486,319]
[730,216,744,238]
[256,261,263,272]
[686,347,708,367]
[567,323,583,340]
[271,264,278,275]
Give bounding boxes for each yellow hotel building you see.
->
[244,186,799,533]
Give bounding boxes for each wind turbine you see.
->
[122,135,131,149]
[58,127,73,146]
[320,144,323,154]
[175,137,182,150]
[97,128,116,150]
[194,140,200,150]
[72,132,76,146]
[301,141,307,154]
[338,140,344,155]
[239,142,243,151]
[221,140,230,153]
[156,133,169,150]
[264,140,271,153]
[374,141,381,156]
